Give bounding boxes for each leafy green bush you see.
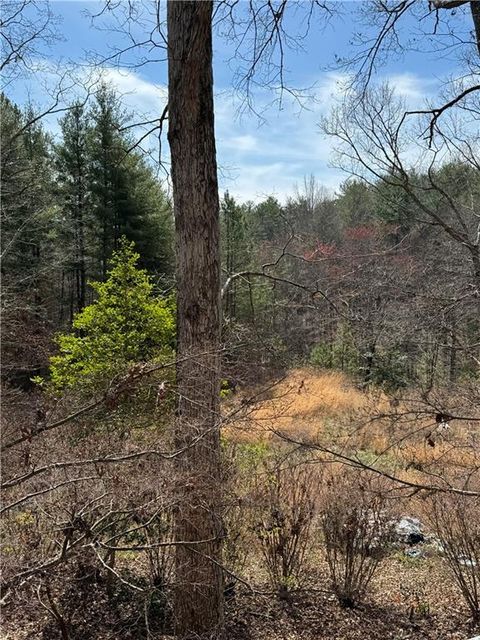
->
[48,239,175,390]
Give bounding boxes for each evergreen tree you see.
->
[119,151,174,277]
[87,83,174,279]
[220,191,250,319]
[56,102,91,318]
[336,179,376,227]
[250,196,285,241]
[1,94,57,379]
[88,82,129,278]
[49,239,175,390]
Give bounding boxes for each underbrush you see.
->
[2,368,479,639]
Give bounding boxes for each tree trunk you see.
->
[76,140,86,312]
[77,209,86,312]
[167,1,224,637]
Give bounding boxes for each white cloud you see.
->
[385,72,438,104]
[100,67,168,113]
[9,63,439,203]
[219,161,344,203]
[213,72,349,201]
[314,72,350,105]
[222,134,258,152]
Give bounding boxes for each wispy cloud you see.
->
[385,72,438,104]
[9,64,439,203]
[100,68,168,113]
[213,72,351,201]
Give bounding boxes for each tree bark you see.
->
[167,1,224,637]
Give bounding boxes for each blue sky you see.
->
[6,0,471,202]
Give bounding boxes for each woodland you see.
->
[1,1,479,639]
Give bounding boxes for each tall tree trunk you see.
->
[167,1,224,637]
[76,141,86,312]
[77,209,86,312]
[225,204,233,319]
[449,313,457,384]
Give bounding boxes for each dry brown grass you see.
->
[223,368,479,498]
[224,368,367,443]
[398,440,479,468]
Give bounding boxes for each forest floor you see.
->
[4,553,477,639]
[223,369,478,639]
[3,369,478,640]
[226,555,478,640]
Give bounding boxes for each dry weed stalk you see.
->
[254,463,317,598]
[426,491,480,621]
[320,469,394,608]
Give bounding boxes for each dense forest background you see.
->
[2,84,479,392]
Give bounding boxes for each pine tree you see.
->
[56,102,91,318]
[87,83,174,279]
[221,191,249,319]
[251,196,285,242]
[88,82,128,278]
[118,151,174,277]
[49,239,175,390]
[1,94,57,381]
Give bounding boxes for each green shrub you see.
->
[48,239,175,390]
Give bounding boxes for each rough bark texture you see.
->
[167,1,224,637]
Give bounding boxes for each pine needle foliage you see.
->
[48,238,175,389]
